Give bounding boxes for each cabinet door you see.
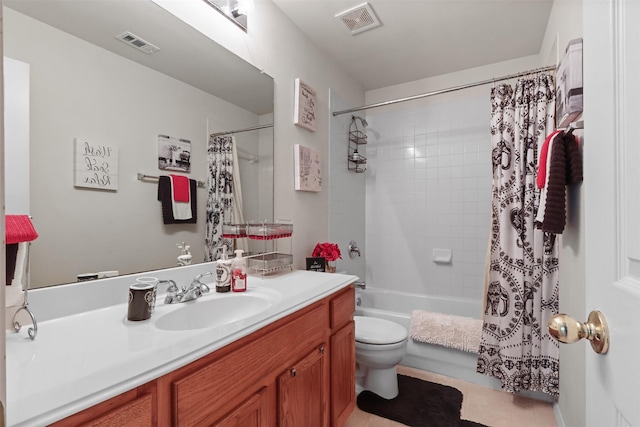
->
[278,345,328,427]
[213,387,268,427]
[331,321,355,426]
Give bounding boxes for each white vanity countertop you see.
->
[6,268,357,426]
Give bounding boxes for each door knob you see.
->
[547,310,609,354]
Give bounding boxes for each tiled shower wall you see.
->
[365,95,492,299]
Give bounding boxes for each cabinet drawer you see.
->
[330,286,355,330]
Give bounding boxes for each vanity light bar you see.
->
[116,31,160,54]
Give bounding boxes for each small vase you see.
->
[326,261,336,273]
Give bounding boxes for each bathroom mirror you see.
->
[3,0,274,288]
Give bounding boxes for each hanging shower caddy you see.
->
[348,115,367,173]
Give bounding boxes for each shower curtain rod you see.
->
[210,123,273,137]
[332,64,556,116]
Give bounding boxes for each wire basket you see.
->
[247,252,293,273]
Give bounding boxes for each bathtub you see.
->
[355,287,501,390]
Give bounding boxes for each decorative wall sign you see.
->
[294,144,322,192]
[293,78,317,132]
[74,138,118,190]
[158,134,191,173]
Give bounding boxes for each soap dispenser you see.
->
[177,242,192,266]
[215,246,232,293]
[231,249,247,292]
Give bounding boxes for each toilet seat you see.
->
[354,316,408,345]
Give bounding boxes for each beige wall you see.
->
[153,0,366,269]
[365,54,541,108]
[251,1,366,266]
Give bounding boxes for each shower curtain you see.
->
[476,74,560,397]
[205,135,245,260]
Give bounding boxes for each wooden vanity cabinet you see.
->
[50,286,355,427]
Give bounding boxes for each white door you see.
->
[584,0,640,425]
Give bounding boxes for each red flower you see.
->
[312,242,342,262]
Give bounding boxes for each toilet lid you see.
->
[354,316,408,345]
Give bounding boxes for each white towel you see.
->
[409,309,483,353]
[7,242,28,307]
[170,178,192,220]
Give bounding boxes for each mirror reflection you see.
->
[3,0,274,288]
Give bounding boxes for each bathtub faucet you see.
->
[348,240,361,259]
[354,281,366,290]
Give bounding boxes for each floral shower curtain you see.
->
[205,135,236,261]
[476,74,560,397]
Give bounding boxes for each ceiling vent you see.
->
[335,2,381,35]
[116,32,160,54]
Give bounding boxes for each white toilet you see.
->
[354,315,409,399]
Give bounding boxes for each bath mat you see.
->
[357,375,488,427]
[409,310,483,353]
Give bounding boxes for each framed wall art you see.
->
[294,144,321,192]
[293,78,317,132]
[158,134,191,173]
[74,138,119,191]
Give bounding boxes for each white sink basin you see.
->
[154,292,274,331]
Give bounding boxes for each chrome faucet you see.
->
[164,272,212,304]
[354,281,366,290]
